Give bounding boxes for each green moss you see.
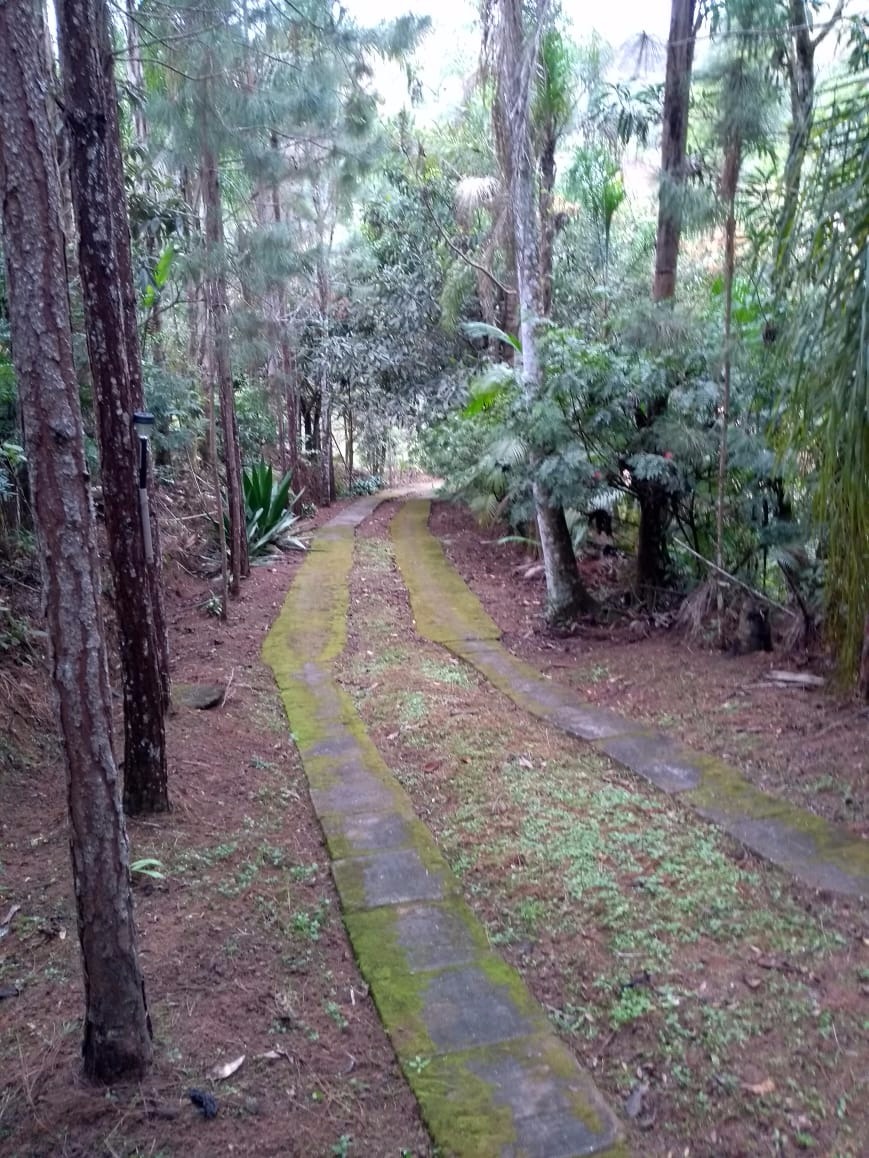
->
[343,906,434,1058]
[391,501,501,644]
[686,756,869,880]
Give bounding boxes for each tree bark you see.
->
[653,0,698,301]
[538,132,557,317]
[636,479,673,602]
[0,0,152,1081]
[533,482,595,624]
[57,0,169,814]
[200,130,248,593]
[773,0,842,285]
[716,139,741,644]
[491,0,594,625]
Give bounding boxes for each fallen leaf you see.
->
[742,1078,775,1096]
[743,975,762,990]
[208,1054,245,1081]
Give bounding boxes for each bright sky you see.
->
[344,0,673,117]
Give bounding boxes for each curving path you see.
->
[263,493,624,1158]
[264,493,867,1158]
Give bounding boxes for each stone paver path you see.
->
[391,498,869,898]
[263,495,624,1158]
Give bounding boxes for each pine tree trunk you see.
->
[201,135,248,592]
[57,0,169,814]
[0,0,152,1080]
[283,342,300,490]
[716,141,741,644]
[653,0,698,301]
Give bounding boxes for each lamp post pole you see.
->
[132,411,154,564]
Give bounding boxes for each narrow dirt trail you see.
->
[263,493,868,1157]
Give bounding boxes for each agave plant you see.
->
[238,461,305,557]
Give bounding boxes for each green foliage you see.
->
[238,461,305,557]
[0,441,25,501]
[350,474,382,496]
[780,22,869,679]
[142,361,202,459]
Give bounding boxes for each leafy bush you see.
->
[142,361,203,460]
[238,461,305,556]
[350,474,383,495]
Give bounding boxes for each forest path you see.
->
[262,491,624,1158]
[264,492,868,1157]
[391,499,869,899]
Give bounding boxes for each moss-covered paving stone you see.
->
[263,495,624,1157]
[391,498,869,897]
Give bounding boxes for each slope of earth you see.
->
[429,501,869,837]
[0,506,429,1158]
[337,499,868,1158]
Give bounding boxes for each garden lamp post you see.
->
[133,411,155,564]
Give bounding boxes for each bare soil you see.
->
[430,501,869,836]
[0,503,429,1158]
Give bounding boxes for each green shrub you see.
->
[238,461,305,556]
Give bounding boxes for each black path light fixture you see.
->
[132,411,155,564]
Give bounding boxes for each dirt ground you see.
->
[2,491,867,1158]
[0,501,429,1158]
[429,501,869,837]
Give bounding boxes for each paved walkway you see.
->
[391,499,869,898]
[263,495,624,1158]
[264,493,867,1158]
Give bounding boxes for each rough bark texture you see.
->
[201,132,248,593]
[0,0,152,1081]
[653,0,697,301]
[56,0,169,815]
[716,141,741,644]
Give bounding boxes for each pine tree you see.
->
[56,0,170,813]
[0,0,152,1081]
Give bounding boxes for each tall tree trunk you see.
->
[282,340,300,490]
[538,132,557,317]
[653,0,698,301]
[716,140,741,644]
[636,479,672,602]
[773,0,842,285]
[491,0,593,624]
[200,133,248,593]
[57,0,169,814]
[0,0,152,1080]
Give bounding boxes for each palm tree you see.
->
[481,0,594,623]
